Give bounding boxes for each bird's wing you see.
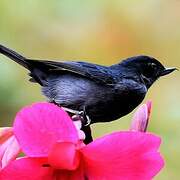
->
[27,59,115,85]
[0,44,115,85]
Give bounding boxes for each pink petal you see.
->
[13,102,78,157]
[73,119,82,130]
[73,121,86,140]
[0,157,54,180]
[0,127,13,144]
[77,130,86,140]
[146,100,152,118]
[130,101,152,132]
[56,163,85,180]
[81,131,164,180]
[0,135,21,169]
[48,142,80,170]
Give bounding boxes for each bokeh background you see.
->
[0,0,179,179]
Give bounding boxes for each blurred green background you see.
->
[0,0,179,179]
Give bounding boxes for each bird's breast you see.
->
[86,80,147,123]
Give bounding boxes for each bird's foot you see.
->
[50,99,91,126]
[78,109,91,126]
[62,107,91,126]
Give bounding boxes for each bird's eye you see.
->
[148,62,157,69]
[142,63,157,78]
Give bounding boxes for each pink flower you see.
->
[131,101,152,132]
[0,127,21,170]
[0,102,164,179]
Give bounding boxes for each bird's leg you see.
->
[62,106,93,144]
[61,107,81,115]
[50,100,93,144]
[81,125,93,144]
[50,99,91,126]
[71,114,93,144]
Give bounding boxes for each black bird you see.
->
[0,44,176,143]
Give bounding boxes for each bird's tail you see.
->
[0,44,48,86]
[0,44,31,70]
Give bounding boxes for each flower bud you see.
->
[130,101,152,132]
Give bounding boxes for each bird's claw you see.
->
[78,109,91,126]
[62,107,91,126]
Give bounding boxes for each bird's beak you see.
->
[160,67,178,76]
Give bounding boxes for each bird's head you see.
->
[120,55,177,88]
